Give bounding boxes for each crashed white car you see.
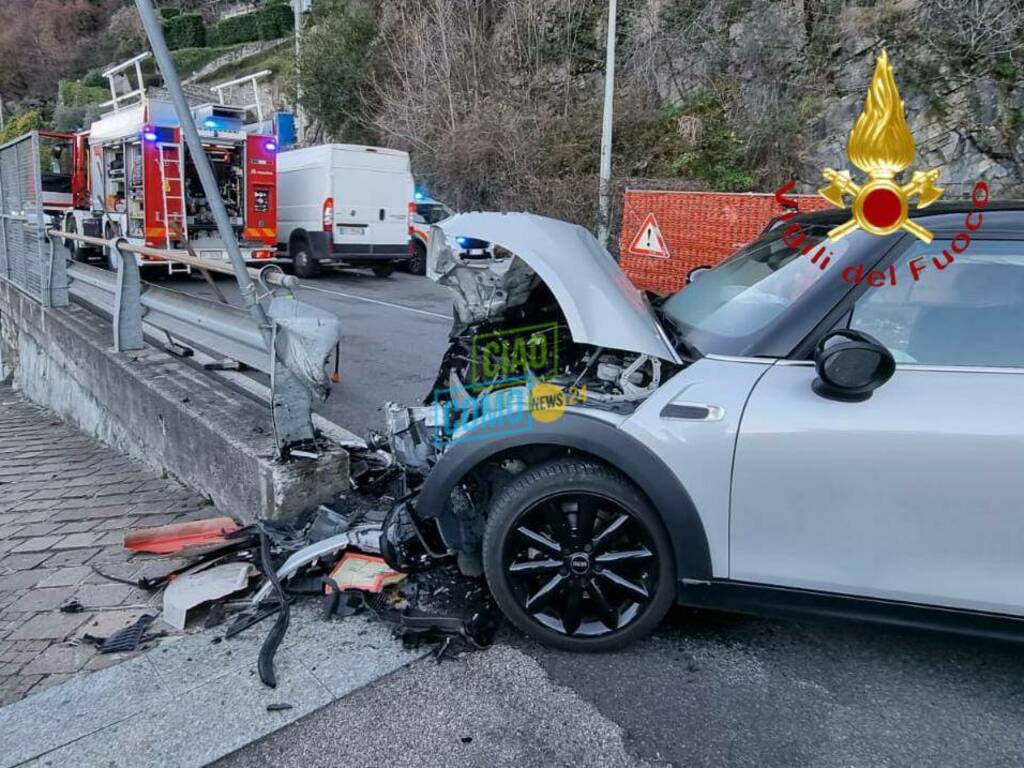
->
[380,206,1024,652]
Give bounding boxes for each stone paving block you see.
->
[51,533,102,551]
[0,552,51,572]
[41,548,101,568]
[37,568,93,591]
[8,499,57,514]
[49,520,98,535]
[19,644,95,676]
[5,588,73,614]
[0,570,51,591]
[8,522,60,538]
[78,609,152,639]
[74,584,132,608]
[24,655,331,768]
[3,510,52,525]
[87,546,131,564]
[0,655,170,768]
[0,386,215,705]
[83,562,141,584]
[9,537,61,554]
[8,612,93,641]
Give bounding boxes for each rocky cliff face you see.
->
[302,0,1022,224]
[622,0,1023,197]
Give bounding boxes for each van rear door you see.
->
[331,147,413,258]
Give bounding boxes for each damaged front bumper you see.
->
[374,213,685,574]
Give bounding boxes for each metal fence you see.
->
[44,230,341,457]
[0,132,68,307]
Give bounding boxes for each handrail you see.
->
[47,229,298,290]
[46,229,341,456]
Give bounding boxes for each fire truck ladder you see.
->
[156,143,191,274]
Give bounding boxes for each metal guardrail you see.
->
[46,230,342,457]
[0,133,69,307]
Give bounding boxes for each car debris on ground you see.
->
[106,442,499,687]
[104,211,673,676]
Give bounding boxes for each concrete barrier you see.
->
[0,279,348,522]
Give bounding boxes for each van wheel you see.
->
[292,244,320,279]
[372,262,395,278]
[483,458,675,652]
[407,242,427,275]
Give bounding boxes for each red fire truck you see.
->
[61,96,278,273]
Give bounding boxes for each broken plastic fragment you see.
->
[162,562,255,630]
[325,553,405,594]
[124,517,240,555]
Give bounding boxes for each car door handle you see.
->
[660,402,725,421]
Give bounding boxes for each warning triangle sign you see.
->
[627,213,670,259]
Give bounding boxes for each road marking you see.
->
[297,284,453,321]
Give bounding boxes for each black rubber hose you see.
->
[258,530,290,688]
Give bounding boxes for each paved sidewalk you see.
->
[0,385,215,705]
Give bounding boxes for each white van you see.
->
[277,144,414,277]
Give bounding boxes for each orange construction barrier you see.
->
[618,189,831,293]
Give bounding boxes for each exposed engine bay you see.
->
[373,212,683,574]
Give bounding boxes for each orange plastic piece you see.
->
[123,517,240,555]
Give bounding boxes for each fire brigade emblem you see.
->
[818,50,943,243]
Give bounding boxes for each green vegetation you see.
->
[59,80,107,107]
[0,110,43,146]
[209,1,294,47]
[992,58,1019,81]
[164,13,207,51]
[172,46,240,79]
[672,88,753,192]
[198,42,293,84]
[298,0,376,141]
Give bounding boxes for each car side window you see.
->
[849,239,1024,368]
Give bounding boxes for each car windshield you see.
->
[418,203,454,224]
[660,224,851,357]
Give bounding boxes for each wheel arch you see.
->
[289,229,331,261]
[414,411,712,582]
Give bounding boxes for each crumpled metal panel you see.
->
[429,212,680,362]
[268,296,342,404]
[429,237,539,325]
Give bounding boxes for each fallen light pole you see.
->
[133,0,340,453]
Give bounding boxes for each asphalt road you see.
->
[166,266,453,438]
[173,266,1024,767]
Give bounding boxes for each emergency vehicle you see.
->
[62,55,278,274]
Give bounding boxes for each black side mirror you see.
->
[812,329,895,402]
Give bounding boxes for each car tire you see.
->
[373,262,395,278]
[482,458,675,652]
[407,242,427,275]
[292,243,320,279]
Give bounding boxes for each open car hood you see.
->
[429,212,680,363]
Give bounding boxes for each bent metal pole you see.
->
[133,0,272,345]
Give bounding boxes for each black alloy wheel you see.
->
[483,459,674,651]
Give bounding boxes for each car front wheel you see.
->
[482,458,675,652]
